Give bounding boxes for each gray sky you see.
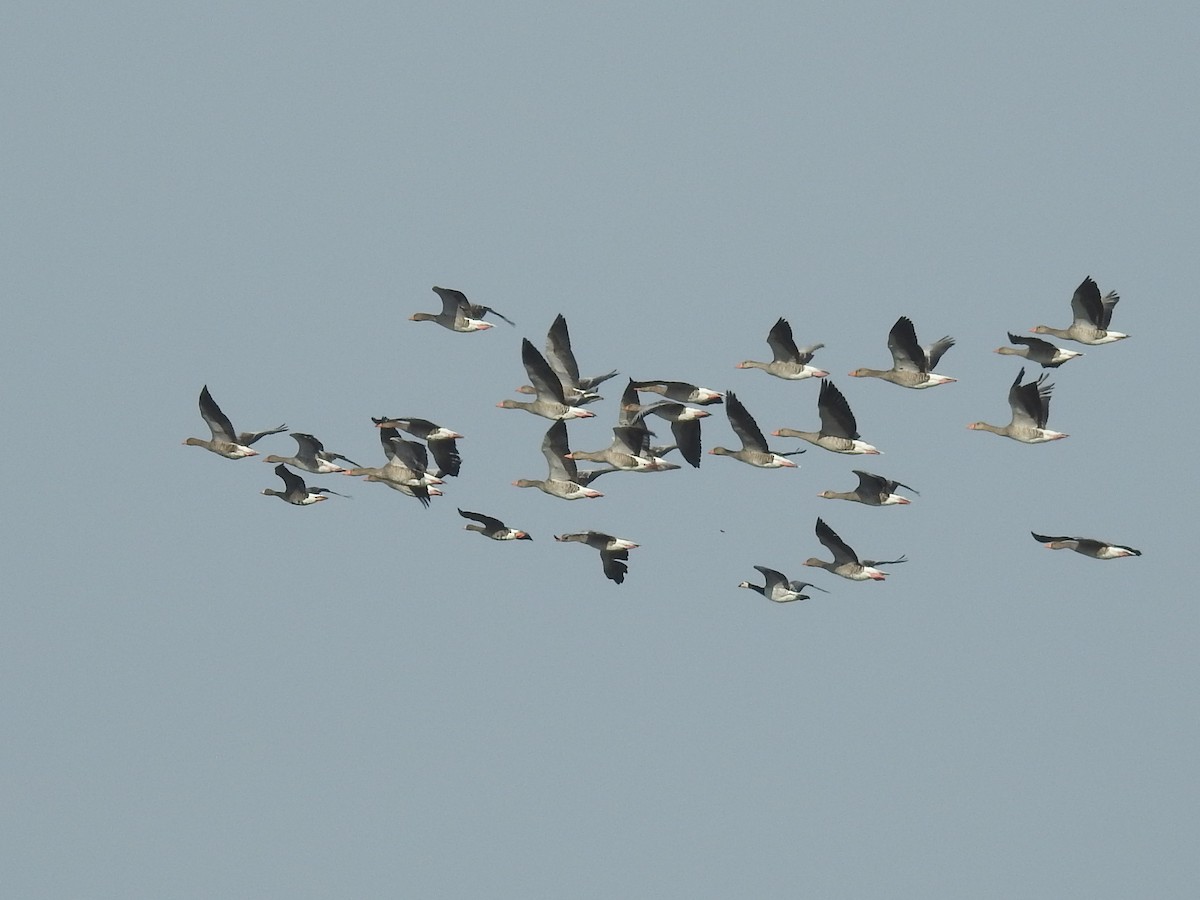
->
[3,3,1197,897]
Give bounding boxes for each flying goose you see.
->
[736,318,827,380]
[553,532,638,584]
[1030,532,1141,559]
[183,385,286,459]
[849,316,956,388]
[773,379,881,454]
[818,470,917,506]
[261,464,347,505]
[497,339,597,420]
[409,286,500,332]
[804,518,907,581]
[262,432,361,474]
[994,333,1083,368]
[1032,277,1127,344]
[512,420,604,499]
[709,391,804,468]
[628,380,723,405]
[968,366,1068,443]
[458,509,531,541]
[737,566,830,603]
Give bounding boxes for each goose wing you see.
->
[887,317,926,372]
[472,304,515,326]
[815,517,859,565]
[786,580,829,594]
[290,432,323,464]
[198,385,237,442]
[600,548,630,584]
[541,420,578,482]
[766,318,800,362]
[1008,367,1052,429]
[1069,277,1105,328]
[816,380,859,439]
[428,438,461,477]
[459,508,505,531]
[545,314,581,387]
[923,335,955,370]
[431,286,470,328]
[724,391,768,452]
[752,565,788,594]
[274,463,307,498]
[521,338,567,403]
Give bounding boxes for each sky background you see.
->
[3,2,1197,897]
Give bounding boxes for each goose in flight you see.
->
[736,318,827,380]
[261,464,347,505]
[183,385,285,459]
[1030,532,1141,559]
[968,367,1068,443]
[554,532,638,584]
[774,380,881,454]
[818,470,917,506]
[1032,277,1127,345]
[849,316,956,388]
[262,432,361,474]
[804,518,907,581]
[737,566,830,603]
[458,509,531,541]
[512,420,604,499]
[994,333,1083,368]
[410,285,512,331]
[709,391,804,468]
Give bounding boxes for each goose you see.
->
[804,517,907,581]
[566,425,668,471]
[410,286,511,332]
[994,333,1083,368]
[627,399,709,468]
[709,391,804,468]
[497,339,597,420]
[262,432,361,474]
[849,316,956,388]
[371,416,462,477]
[183,385,286,459]
[737,566,830,603]
[737,318,827,380]
[515,314,617,405]
[459,508,531,541]
[968,366,1068,443]
[1032,277,1127,344]
[628,380,724,405]
[818,470,917,506]
[261,464,347,505]
[773,380,881,454]
[1030,532,1141,559]
[553,532,638,584]
[512,421,604,499]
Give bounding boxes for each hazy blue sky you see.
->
[4,3,1197,897]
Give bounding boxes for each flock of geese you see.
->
[184,277,1141,590]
